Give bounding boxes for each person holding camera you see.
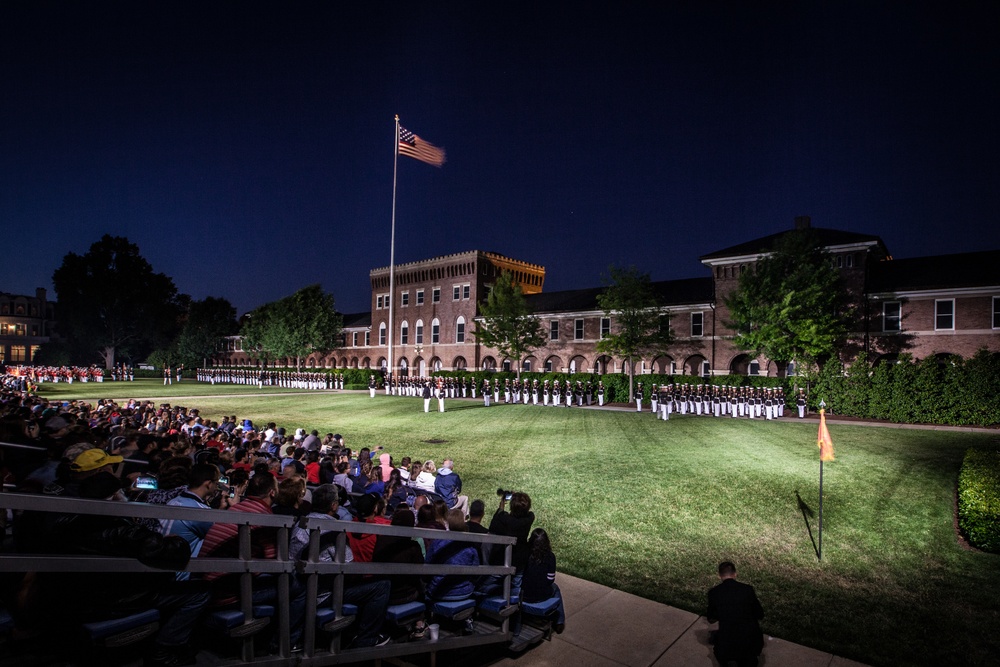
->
[478,491,534,597]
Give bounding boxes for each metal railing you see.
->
[0,491,517,666]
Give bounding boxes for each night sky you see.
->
[3,2,999,316]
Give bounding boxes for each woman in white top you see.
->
[413,460,437,494]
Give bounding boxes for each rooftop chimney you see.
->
[794,215,811,230]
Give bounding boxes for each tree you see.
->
[241,285,342,370]
[52,235,182,368]
[596,265,673,402]
[724,228,854,381]
[172,296,239,368]
[473,270,546,380]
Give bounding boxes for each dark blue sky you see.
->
[3,2,999,315]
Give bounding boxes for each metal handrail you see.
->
[0,491,518,666]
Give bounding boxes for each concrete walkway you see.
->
[482,573,869,667]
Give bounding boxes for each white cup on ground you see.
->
[428,623,440,641]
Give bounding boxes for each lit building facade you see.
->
[211,219,1000,375]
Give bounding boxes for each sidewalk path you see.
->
[487,573,870,667]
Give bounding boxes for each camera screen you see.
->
[135,476,158,490]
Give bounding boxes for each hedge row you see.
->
[958,448,1000,553]
[811,349,1000,426]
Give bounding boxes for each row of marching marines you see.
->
[370,375,809,420]
[637,384,808,420]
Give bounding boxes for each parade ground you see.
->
[37,381,1000,667]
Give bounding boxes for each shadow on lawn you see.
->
[795,491,820,560]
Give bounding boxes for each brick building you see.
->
[0,289,54,365]
[212,218,1000,376]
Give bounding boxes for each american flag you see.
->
[398,125,446,167]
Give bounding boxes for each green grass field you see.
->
[39,381,1000,666]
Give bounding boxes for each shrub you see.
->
[957,448,1000,553]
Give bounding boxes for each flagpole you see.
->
[388,115,399,381]
[818,459,824,562]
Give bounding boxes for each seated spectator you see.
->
[17,469,206,667]
[363,464,385,496]
[384,468,411,514]
[407,462,423,487]
[347,493,390,564]
[521,528,566,634]
[373,509,425,605]
[160,463,225,579]
[424,510,480,632]
[413,460,437,494]
[478,492,534,597]
[434,458,470,518]
[378,453,393,482]
[290,484,391,648]
[333,461,353,493]
[272,476,306,517]
[199,472,307,649]
[304,450,321,484]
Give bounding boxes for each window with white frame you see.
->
[453,285,461,301]
[352,332,358,347]
[401,291,409,307]
[416,289,424,305]
[463,284,470,300]
[545,359,553,372]
[400,321,409,345]
[550,320,559,340]
[600,317,610,338]
[432,288,440,303]
[378,323,387,345]
[376,295,384,309]
[935,299,954,331]
[456,316,465,343]
[416,320,424,345]
[993,296,1000,329]
[365,331,370,346]
[523,359,531,371]
[883,301,901,332]
[574,319,584,340]
[431,318,440,344]
[691,312,704,337]
[748,360,760,375]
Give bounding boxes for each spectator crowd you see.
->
[0,385,564,665]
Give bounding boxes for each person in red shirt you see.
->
[199,472,306,647]
[304,450,321,485]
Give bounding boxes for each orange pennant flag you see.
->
[817,409,835,462]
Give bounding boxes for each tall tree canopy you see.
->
[172,296,239,368]
[241,284,341,370]
[473,270,546,380]
[724,228,854,375]
[52,235,182,368]
[596,265,672,402]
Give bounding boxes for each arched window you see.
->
[378,322,387,346]
[456,316,466,343]
[415,320,424,345]
[431,318,440,344]
[400,320,409,345]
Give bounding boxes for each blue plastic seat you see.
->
[81,608,160,647]
[384,601,425,626]
[477,595,520,618]
[520,596,560,618]
[432,598,475,621]
[205,605,275,638]
[316,603,358,633]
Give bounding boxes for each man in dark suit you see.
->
[707,561,764,667]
